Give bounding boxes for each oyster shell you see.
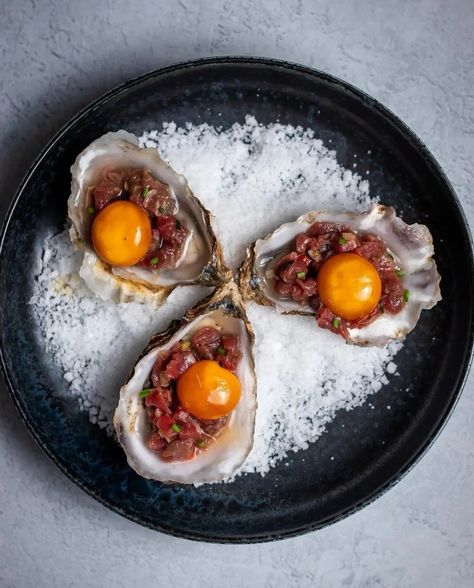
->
[239,204,441,346]
[113,281,257,484]
[68,130,230,305]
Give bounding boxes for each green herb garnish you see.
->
[142,186,150,199]
[387,251,395,260]
[338,236,347,246]
[332,317,341,329]
[158,206,167,214]
[150,257,159,266]
[403,289,410,302]
[171,423,181,433]
[175,219,182,230]
[296,271,306,279]
[380,303,385,314]
[139,388,151,398]
[196,439,205,449]
[395,269,405,277]
[217,346,227,355]
[87,207,95,214]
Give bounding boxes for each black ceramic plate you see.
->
[1,57,473,543]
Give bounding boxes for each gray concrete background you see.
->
[1,1,473,586]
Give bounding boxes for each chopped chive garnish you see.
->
[387,251,395,260]
[217,346,227,355]
[150,257,159,266]
[171,423,181,433]
[158,206,167,214]
[380,303,385,314]
[332,317,341,329]
[338,236,347,246]
[196,439,205,448]
[87,207,95,214]
[142,186,150,199]
[139,388,151,398]
[395,269,405,277]
[403,289,410,302]
[296,271,306,279]
[175,219,182,230]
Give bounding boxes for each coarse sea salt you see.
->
[30,116,401,479]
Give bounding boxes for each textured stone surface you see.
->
[0,1,473,586]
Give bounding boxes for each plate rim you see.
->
[1,55,473,543]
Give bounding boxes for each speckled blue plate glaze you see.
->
[0,57,473,543]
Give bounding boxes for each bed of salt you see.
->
[30,116,401,478]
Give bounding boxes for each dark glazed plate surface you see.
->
[0,57,472,543]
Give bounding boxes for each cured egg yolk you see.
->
[317,252,382,321]
[177,360,241,420]
[91,201,152,266]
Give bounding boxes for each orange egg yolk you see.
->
[317,252,382,321]
[91,200,152,266]
[177,360,241,420]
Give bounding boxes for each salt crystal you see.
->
[386,361,397,374]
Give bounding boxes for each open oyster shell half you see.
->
[113,281,257,484]
[238,205,441,346]
[68,130,230,305]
